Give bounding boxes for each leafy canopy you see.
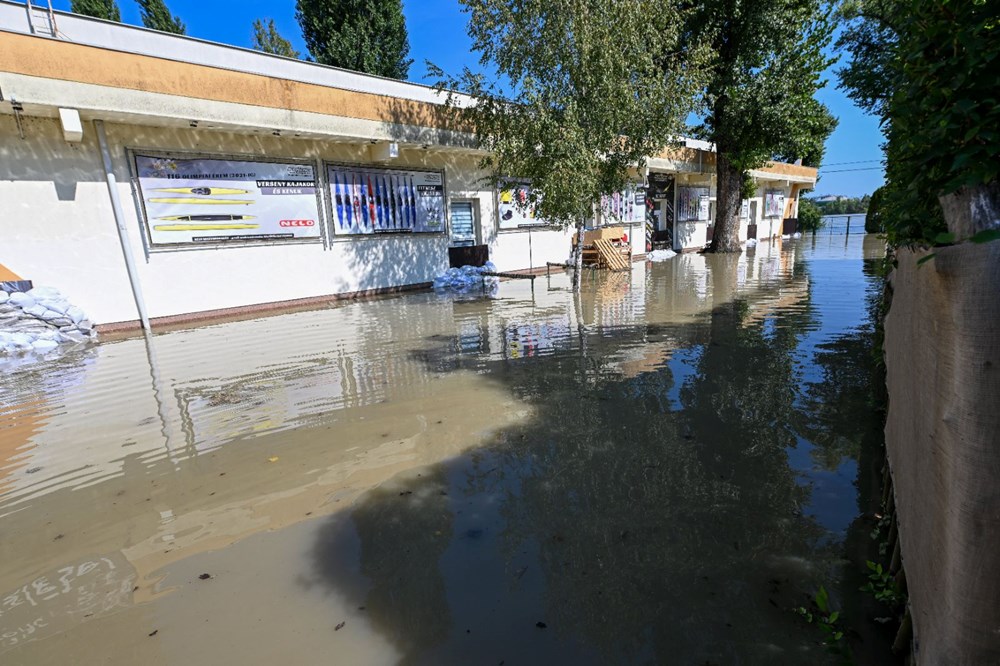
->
[70,0,120,22]
[690,0,838,172]
[137,0,185,35]
[838,0,1000,245]
[296,0,412,79]
[432,0,708,227]
[252,18,300,58]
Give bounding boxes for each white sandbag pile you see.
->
[433,262,499,293]
[0,286,96,359]
[647,249,677,262]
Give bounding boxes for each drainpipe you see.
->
[95,120,151,332]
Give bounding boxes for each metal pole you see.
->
[528,226,533,270]
[95,120,151,332]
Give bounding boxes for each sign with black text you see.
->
[134,154,322,245]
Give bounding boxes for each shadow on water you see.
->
[311,246,894,665]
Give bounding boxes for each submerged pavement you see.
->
[0,234,888,665]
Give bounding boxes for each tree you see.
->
[838,0,999,246]
[797,198,823,232]
[137,0,185,34]
[433,0,707,288]
[835,0,898,119]
[70,0,120,21]
[252,18,300,58]
[296,0,412,79]
[687,2,837,253]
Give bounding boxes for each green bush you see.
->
[840,0,999,246]
[798,198,823,232]
[864,186,885,233]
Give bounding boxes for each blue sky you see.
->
[49,0,884,197]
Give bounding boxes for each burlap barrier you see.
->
[884,242,1000,664]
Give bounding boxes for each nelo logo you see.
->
[279,219,315,227]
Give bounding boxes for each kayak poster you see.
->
[497,181,550,230]
[326,165,445,235]
[764,190,786,218]
[134,154,322,245]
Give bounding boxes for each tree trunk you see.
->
[938,181,1000,240]
[708,151,743,253]
[572,217,585,291]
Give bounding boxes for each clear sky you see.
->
[48,0,884,197]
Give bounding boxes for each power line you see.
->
[821,167,885,174]
[820,159,883,167]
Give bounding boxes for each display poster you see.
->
[134,154,321,245]
[677,186,711,221]
[647,173,674,200]
[699,194,711,221]
[598,185,646,224]
[327,165,445,235]
[765,190,786,218]
[740,199,751,219]
[498,181,550,230]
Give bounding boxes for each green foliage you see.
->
[811,194,870,216]
[137,0,185,34]
[838,0,1000,246]
[797,198,824,232]
[795,585,851,657]
[860,561,906,608]
[686,0,838,251]
[864,187,885,233]
[70,0,120,21]
[431,1,707,229]
[252,18,300,58]
[835,0,897,117]
[296,0,412,79]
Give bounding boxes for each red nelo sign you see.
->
[279,220,316,227]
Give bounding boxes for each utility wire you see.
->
[820,167,885,173]
[819,159,883,167]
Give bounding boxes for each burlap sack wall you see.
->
[884,243,1000,664]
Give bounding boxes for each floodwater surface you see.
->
[0,233,888,665]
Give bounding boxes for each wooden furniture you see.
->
[573,226,632,271]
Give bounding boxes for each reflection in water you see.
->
[0,235,888,664]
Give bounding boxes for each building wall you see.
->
[0,115,498,325]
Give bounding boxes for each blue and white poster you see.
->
[327,165,445,235]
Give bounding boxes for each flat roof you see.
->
[0,0,466,106]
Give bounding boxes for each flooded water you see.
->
[1,233,888,665]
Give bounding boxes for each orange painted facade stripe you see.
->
[0,32,813,177]
[0,262,22,281]
[0,31,453,130]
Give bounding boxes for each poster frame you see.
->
[495,179,561,233]
[676,185,711,222]
[127,148,328,253]
[323,160,449,239]
[764,189,786,219]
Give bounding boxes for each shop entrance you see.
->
[447,200,489,267]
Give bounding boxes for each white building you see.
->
[0,2,817,329]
